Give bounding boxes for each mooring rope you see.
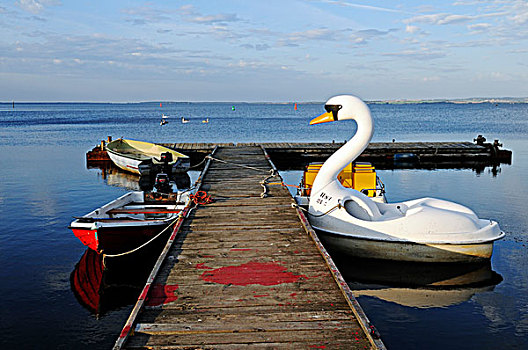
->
[260,169,280,198]
[188,156,208,170]
[102,213,183,264]
[203,154,283,198]
[205,155,271,173]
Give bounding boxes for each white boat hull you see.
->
[107,150,144,174]
[316,229,498,263]
[106,139,190,175]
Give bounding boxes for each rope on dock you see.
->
[189,190,213,205]
[205,155,270,173]
[260,169,280,198]
[204,154,282,198]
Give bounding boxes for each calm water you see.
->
[0,102,527,349]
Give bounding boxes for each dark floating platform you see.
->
[87,136,512,171]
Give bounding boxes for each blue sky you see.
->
[1,0,527,101]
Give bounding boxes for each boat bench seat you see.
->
[107,209,182,214]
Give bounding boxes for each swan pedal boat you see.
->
[106,139,190,175]
[69,191,189,255]
[307,95,504,263]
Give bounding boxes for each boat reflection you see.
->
[330,252,502,308]
[101,167,142,190]
[70,246,162,317]
[95,166,191,191]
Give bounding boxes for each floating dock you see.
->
[114,145,384,349]
[87,138,512,170]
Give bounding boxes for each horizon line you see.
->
[2,97,528,104]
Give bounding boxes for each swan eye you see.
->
[324,104,342,120]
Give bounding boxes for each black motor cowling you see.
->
[160,152,173,174]
[154,173,171,193]
[160,152,173,163]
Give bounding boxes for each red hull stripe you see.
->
[71,228,99,252]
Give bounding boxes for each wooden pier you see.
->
[114,145,384,349]
[87,138,512,170]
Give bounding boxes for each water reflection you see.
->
[93,165,191,191]
[70,247,161,317]
[330,253,502,309]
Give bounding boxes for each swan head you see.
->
[310,95,372,125]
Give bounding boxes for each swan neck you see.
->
[311,119,373,195]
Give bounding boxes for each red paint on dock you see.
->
[119,325,132,338]
[138,285,151,300]
[195,263,212,269]
[145,284,179,306]
[200,261,305,286]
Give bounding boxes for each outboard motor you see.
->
[160,152,173,174]
[154,173,171,193]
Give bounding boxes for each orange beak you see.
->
[310,112,334,125]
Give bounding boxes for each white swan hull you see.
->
[315,227,501,263]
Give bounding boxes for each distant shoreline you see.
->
[1,98,527,105]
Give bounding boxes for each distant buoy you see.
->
[232,106,235,111]
[12,101,15,109]
[294,103,297,110]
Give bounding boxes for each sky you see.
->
[1,0,527,102]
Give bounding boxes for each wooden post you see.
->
[100,140,105,150]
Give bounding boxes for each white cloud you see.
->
[15,0,60,15]
[404,13,471,25]
[176,5,240,25]
[404,11,506,26]
[288,28,340,42]
[406,25,420,34]
[467,23,491,32]
[509,2,528,24]
[190,13,240,24]
[383,48,445,60]
[438,14,475,25]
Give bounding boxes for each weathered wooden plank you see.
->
[135,319,359,334]
[139,309,354,323]
[126,328,367,348]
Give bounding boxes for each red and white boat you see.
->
[69,191,189,255]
